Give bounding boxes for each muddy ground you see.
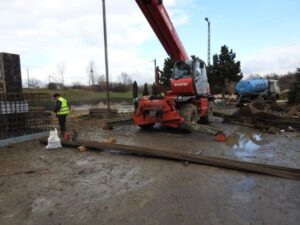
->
[0,110,299,225]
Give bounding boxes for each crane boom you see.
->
[136,0,189,61]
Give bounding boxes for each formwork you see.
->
[0,53,22,93]
[0,93,52,147]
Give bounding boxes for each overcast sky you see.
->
[1,0,299,86]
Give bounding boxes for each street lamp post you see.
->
[205,17,211,66]
[102,0,111,111]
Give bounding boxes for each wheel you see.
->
[180,103,198,124]
[139,123,154,130]
[200,103,214,124]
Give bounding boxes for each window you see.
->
[174,61,191,79]
[194,61,202,77]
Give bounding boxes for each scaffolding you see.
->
[0,93,52,142]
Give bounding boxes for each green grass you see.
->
[23,88,133,105]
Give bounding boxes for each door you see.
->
[193,59,210,95]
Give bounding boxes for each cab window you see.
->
[194,61,202,77]
[174,61,190,79]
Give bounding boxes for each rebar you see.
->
[0,92,52,139]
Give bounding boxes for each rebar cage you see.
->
[0,93,52,140]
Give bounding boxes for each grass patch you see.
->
[23,88,133,105]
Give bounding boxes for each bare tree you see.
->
[57,61,66,84]
[72,82,83,89]
[28,78,41,88]
[96,74,106,84]
[118,72,132,85]
[248,74,262,79]
[96,74,106,91]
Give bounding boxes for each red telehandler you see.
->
[133,0,225,141]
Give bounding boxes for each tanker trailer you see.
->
[235,79,280,105]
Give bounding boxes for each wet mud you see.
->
[0,111,299,225]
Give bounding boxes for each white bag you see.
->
[46,128,62,149]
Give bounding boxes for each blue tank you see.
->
[235,79,268,95]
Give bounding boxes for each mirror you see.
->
[200,62,204,69]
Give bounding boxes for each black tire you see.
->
[201,103,214,124]
[180,103,198,124]
[139,123,154,130]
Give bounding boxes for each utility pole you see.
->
[154,59,156,76]
[102,0,111,111]
[90,67,94,86]
[27,67,30,88]
[205,17,211,66]
[154,59,160,86]
[61,73,64,86]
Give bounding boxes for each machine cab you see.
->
[172,58,210,96]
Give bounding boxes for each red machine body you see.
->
[171,78,195,95]
[133,0,213,129]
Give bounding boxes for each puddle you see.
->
[113,125,139,136]
[226,129,270,158]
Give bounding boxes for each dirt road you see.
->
[0,115,299,225]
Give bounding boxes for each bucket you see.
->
[64,132,70,141]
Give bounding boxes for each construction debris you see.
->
[78,146,87,152]
[106,117,132,125]
[40,139,300,180]
[103,117,132,129]
[214,101,300,132]
[89,108,118,118]
[103,137,116,144]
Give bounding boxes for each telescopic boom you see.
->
[135,0,189,61]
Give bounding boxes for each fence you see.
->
[0,93,52,140]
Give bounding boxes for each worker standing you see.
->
[53,93,69,136]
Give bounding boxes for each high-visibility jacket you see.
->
[57,97,69,115]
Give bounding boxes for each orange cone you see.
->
[214,133,226,142]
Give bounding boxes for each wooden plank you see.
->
[40,139,300,180]
[184,122,223,136]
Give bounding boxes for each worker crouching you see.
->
[53,93,69,137]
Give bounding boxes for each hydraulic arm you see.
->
[135,0,189,61]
